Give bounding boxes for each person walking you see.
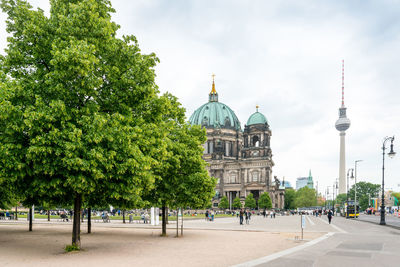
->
[205,210,209,221]
[327,209,333,224]
[239,209,244,225]
[245,210,249,224]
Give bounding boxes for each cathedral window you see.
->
[252,172,259,182]
[224,116,231,127]
[209,141,214,153]
[230,174,237,184]
[253,136,260,147]
[202,116,209,127]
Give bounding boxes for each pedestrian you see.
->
[273,211,276,218]
[270,211,273,218]
[205,210,209,221]
[211,210,215,221]
[263,210,266,218]
[245,210,249,224]
[239,209,244,225]
[327,209,333,224]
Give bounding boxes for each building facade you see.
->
[296,170,314,190]
[189,78,284,209]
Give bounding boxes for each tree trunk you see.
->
[29,207,32,232]
[176,208,179,237]
[48,210,50,221]
[122,210,126,224]
[72,193,82,248]
[181,208,183,236]
[15,206,18,220]
[166,207,169,224]
[161,205,167,236]
[81,209,84,223]
[88,208,92,234]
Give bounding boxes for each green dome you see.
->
[247,111,268,125]
[189,101,241,130]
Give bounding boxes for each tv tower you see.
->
[335,60,351,194]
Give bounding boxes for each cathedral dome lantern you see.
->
[189,75,241,131]
[246,106,268,126]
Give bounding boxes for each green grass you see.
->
[65,244,80,252]
[16,213,234,221]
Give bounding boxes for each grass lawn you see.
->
[15,213,234,221]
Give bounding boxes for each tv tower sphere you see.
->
[335,111,351,132]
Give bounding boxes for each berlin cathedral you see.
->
[189,77,285,209]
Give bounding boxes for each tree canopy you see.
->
[258,192,272,209]
[295,187,317,208]
[218,196,229,210]
[348,182,380,210]
[233,197,242,209]
[284,188,296,209]
[244,193,256,209]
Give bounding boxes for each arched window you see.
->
[202,116,209,127]
[252,135,259,147]
[252,172,259,182]
[224,116,231,127]
[230,174,237,184]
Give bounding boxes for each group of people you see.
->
[205,210,215,221]
[238,209,253,225]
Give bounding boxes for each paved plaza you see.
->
[1,214,400,266]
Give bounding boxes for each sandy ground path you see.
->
[0,216,328,267]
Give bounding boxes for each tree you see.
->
[258,192,272,210]
[245,193,257,209]
[284,189,296,209]
[295,187,317,207]
[0,0,167,249]
[143,110,216,236]
[232,197,242,209]
[335,193,347,205]
[218,196,229,210]
[348,182,380,210]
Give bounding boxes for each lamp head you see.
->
[388,137,396,159]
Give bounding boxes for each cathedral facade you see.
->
[189,78,284,209]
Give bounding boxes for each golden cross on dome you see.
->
[212,73,216,82]
[256,105,259,112]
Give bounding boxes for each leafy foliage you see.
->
[0,0,180,246]
[295,187,317,207]
[258,192,272,209]
[233,197,242,209]
[245,193,256,209]
[348,182,380,210]
[284,188,296,209]
[218,196,229,210]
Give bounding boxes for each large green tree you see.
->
[284,188,296,209]
[258,192,272,210]
[245,193,257,209]
[295,187,317,207]
[233,197,242,209]
[0,0,168,248]
[348,182,380,210]
[218,196,229,210]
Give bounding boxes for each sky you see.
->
[1,0,399,198]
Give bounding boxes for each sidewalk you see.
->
[356,214,400,229]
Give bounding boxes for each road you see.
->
[244,215,400,267]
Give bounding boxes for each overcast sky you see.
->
[1,0,399,197]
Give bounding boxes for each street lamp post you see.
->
[380,136,396,225]
[346,168,354,218]
[354,160,363,218]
